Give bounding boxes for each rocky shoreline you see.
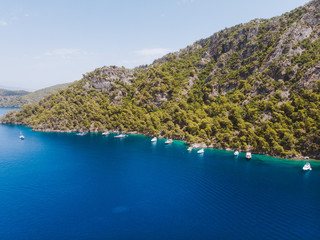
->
[2,120,317,161]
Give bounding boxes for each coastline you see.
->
[2,121,317,161]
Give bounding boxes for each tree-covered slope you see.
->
[0,89,30,97]
[2,0,320,159]
[0,83,71,107]
[0,89,30,107]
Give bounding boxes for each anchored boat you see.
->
[114,134,126,138]
[102,131,109,136]
[197,148,204,154]
[19,132,24,140]
[302,162,312,171]
[76,132,87,136]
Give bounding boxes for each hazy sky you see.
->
[0,0,310,90]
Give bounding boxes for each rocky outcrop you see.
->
[81,66,135,104]
[83,66,134,91]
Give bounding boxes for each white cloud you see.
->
[0,20,8,26]
[136,48,171,57]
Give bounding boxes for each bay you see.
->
[0,108,319,240]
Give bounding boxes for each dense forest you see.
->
[2,0,320,159]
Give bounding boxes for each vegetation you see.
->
[0,83,72,107]
[0,89,30,97]
[2,0,320,159]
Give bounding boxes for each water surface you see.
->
[0,108,319,240]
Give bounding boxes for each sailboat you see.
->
[197,148,204,154]
[165,139,173,144]
[19,131,24,140]
[151,137,157,142]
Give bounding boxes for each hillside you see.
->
[0,89,30,107]
[0,83,71,107]
[2,0,320,159]
[0,89,30,97]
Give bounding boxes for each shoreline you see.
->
[3,122,317,161]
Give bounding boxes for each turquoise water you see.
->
[0,108,320,239]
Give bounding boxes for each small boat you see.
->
[102,131,109,136]
[76,132,87,136]
[187,147,193,151]
[197,148,204,154]
[114,134,126,138]
[234,150,239,156]
[151,137,157,142]
[19,132,24,140]
[246,152,252,159]
[165,139,173,144]
[303,162,312,171]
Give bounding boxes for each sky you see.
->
[0,0,310,90]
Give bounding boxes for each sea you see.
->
[0,107,319,240]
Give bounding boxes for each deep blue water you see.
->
[0,108,320,240]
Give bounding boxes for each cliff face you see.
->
[152,0,320,99]
[82,66,134,91]
[2,0,320,159]
[81,66,134,104]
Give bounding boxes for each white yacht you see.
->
[234,150,239,156]
[114,134,126,138]
[165,139,173,144]
[151,137,157,142]
[102,131,109,136]
[76,132,87,136]
[303,162,312,171]
[197,148,204,154]
[19,132,24,140]
[187,147,193,151]
[246,152,252,159]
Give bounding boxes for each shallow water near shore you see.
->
[0,108,319,240]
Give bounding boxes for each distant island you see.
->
[2,0,320,160]
[0,83,71,107]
